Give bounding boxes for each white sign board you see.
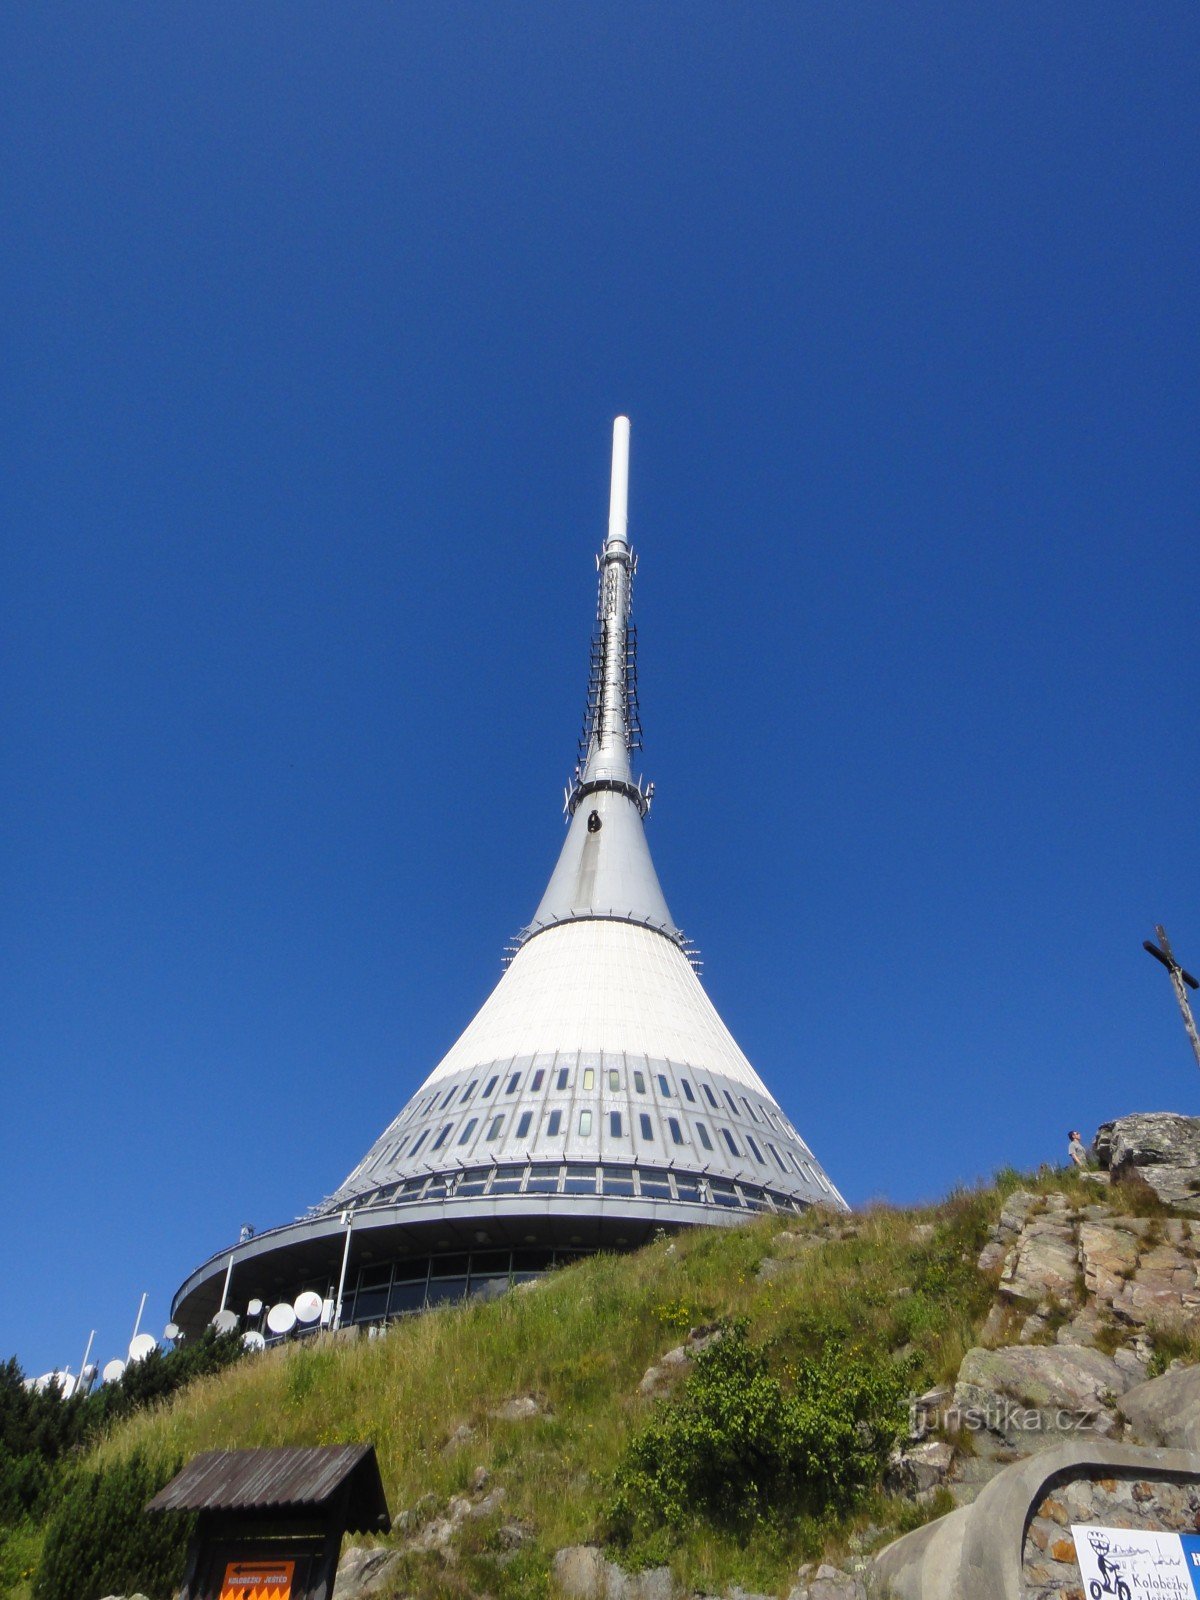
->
[1071,1524,1200,1598]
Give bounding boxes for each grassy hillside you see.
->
[12,1169,1111,1600]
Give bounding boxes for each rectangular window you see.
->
[483,1075,498,1098]
[461,1080,478,1103]
[633,1071,646,1094]
[410,1129,429,1155]
[440,1088,456,1109]
[506,1072,521,1095]
[582,1067,595,1090]
[531,1069,545,1091]
[657,1073,671,1097]
[681,1079,695,1103]
[396,1135,409,1155]
[702,1084,718,1108]
[668,1117,684,1146]
[741,1096,760,1123]
[432,1122,452,1151]
[458,1118,478,1145]
[767,1142,787,1173]
[724,1089,738,1113]
[547,1109,563,1136]
[639,1113,653,1140]
[696,1122,713,1151]
[746,1135,764,1164]
[579,1109,592,1136]
[722,1128,740,1156]
[486,1115,504,1141]
[516,1110,533,1139]
[556,1067,569,1090]
[608,1069,619,1091]
[609,1111,622,1137]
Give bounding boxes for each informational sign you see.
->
[1072,1525,1200,1598]
[219,1558,295,1600]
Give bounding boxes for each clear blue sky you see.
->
[2,5,1196,1379]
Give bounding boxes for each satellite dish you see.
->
[211,1309,239,1335]
[266,1302,296,1336]
[163,1322,180,1342]
[246,1298,263,1318]
[293,1291,323,1325]
[34,1371,75,1397]
[102,1358,126,1384]
[242,1330,266,1352]
[128,1333,157,1364]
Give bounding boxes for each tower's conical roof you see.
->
[170,419,844,1340]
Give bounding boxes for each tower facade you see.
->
[172,420,845,1338]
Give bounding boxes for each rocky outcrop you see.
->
[1094,1112,1200,1212]
[1119,1360,1200,1451]
[638,1325,723,1398]
[953,1343,1132,1452]
[976,1187,1200,1340]
[553,1545,674,1599]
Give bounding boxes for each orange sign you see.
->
[220,1558,294,1600]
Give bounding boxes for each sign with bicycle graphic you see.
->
[1072,1525,1200,1599]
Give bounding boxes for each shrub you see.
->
[32,1451,191,1600]
[606,1322,905,1546]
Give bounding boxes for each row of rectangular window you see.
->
[406,1065,785,1123]
[351,1161,809,1213]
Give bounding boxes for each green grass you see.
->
[58,1169,1151,1599]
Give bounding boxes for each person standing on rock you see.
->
[1068,1130,1087,1168]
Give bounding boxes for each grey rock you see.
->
[490,1393,547,1420]
[1094,1112,1200,1212]
[554,1545,608,1597]
[1119,1362,1200,1450]
[886,1437,955,1496]
[332,1547,403,1599]
[955,1344,1131,1450]
[998,1220,1078,1305]
[787,1564,866,1599]
[441,1421,476,1453]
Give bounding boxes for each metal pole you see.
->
[333,1211,354,1332]
[130,1291,148,1344]
[217,1254,235,1315]
[78,1329,95,1395]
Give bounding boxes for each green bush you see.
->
[606,1321,906,1546]
[32,1451,191,1600]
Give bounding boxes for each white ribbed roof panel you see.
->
[424,919,770,1097]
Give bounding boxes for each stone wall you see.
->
[1023,1468,1200,1599]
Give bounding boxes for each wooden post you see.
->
[1144,925,1200,1072]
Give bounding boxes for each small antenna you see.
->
[293,1291,323,1326]
[127,1333,157,1365]
[102,1358,126,1385]
[266,1302,297,1337]
[211,1309,239,1335]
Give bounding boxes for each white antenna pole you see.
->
[130,1292,148,1344]
[607,416,630,548]
[78,1329,95,1392]
[332,1211,354,1332]
[217,1254,235,1315]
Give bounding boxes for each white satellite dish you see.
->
[246,1298,263,1318]
[128,1333,157,1364]
[102,1358,126,1384]
[211,1308,239,1335]
[163,1322,180,1342]
[266,1302,296,1336]
[242,1330,266,1352]
[34,1371,75,1397]
[293,1291,323,1325]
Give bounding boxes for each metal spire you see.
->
[523,417,678,943]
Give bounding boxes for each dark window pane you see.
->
[430,1254,470,1278]
[681,1079,695,1102]
[609,1111,623,1137]
[639,1113,653,1139]
[388,1281,427,1315]
[531,1069,545,1091]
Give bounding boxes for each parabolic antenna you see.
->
[127,1333,157,1364]
[266,1302,297,1336]
[246,1298,263,1318]
[242,1330,266,1352]
[163,1322,180,1342]
[211,1308,239,1335]
[102,1358,126,1384]
[34,1371,75,1397]
[293,1291,323,1325]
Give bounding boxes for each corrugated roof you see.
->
[146,1444,391,1534]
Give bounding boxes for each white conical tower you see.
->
[170,419,845,1338]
